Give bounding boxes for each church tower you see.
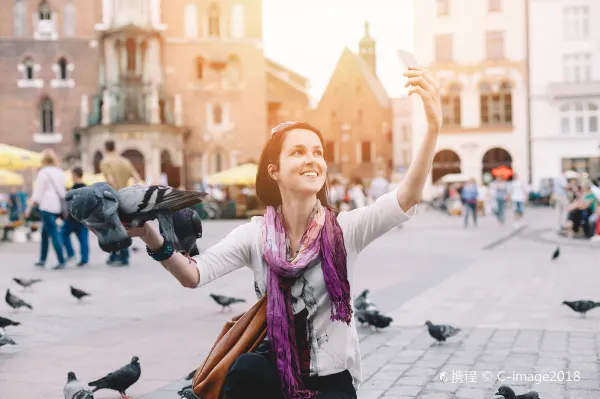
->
[78,0,186,186]
[359,21,376,74]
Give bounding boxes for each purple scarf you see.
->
[261,201,352,399]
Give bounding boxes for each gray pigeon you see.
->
[562,300,600,317]
[425,320,461,343]
[63,371,94,399]
[161,208,203,258]
[0,330,16,348]
[210,294,246,311]
[66,183,131,252]
[117,185,207,251]
[88,356,141,399]
[178,385,199,399]
[496,385,540,399]
[5,289,33,312]
[0,315,21,329]
[13,278,42,290]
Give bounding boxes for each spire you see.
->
[359,21,376,74]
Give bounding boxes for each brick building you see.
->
[310,22,393,180]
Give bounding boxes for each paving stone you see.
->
[384,385,423,396]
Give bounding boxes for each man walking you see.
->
[61,167,89,266]
[99,140,141,266]
[461,178,478,227]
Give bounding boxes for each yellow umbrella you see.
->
[205,163,257,185]
[0,143,42,170]
[64,171,106,188]
[0,169,25,186]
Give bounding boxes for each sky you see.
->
[262,0,415,104]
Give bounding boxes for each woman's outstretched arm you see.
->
[397,67,442,212]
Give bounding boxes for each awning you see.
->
[0,169,25,186]
[205,163,257,186]
[0,144,42,170]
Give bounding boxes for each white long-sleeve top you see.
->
[30,166,66,214]
[193,190,416,391]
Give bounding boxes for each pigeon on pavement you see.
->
[354,289,379,312]
[551,246,560,260]
[0,316,21,329]
[425,320,461,343]
[361,309,393,330]
[5,289,33,312]
[160,208,203,258]
[88,356,141,399]
[562,300,600,317]
[117,185,207,251]
[210,294,246,311]
[496,385,540,399]
[0,330,16,348]
[13,278,42,290]
[63,371,94,399]
[66,183,132,253]
[70,286,91,301]
[178,385,199,399]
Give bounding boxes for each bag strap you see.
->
[44,169,65,200]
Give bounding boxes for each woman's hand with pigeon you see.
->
[122,222,164,251]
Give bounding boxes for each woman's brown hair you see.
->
[40,148,59,167]
[255,121,330,208]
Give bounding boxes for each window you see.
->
[437,0,449,16]
[480,81,512,125]
[13,0,26,36]
[441,83,461,126]
[563,53,592,82]
[435,35,453,63]
[560,103,599,135]
[23,57,34,80]
[126,38,136,73]
[563,6,589,40]
[39,0,51,20]
[230,3,245,38]
[488,0,501,12]
[40,98,54,133]
[486,31,504,60]
[184,3,198,38]
[208,3,220,37]
[58,57,68,80]
[226,55,242,87]
[213,104,223,125]
[196,56,204,80]
[325,141,335,163]
[361,141,372,163]
[63,1,76,37]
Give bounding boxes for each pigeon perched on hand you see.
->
[160,208,203,258]
[70,286,91,301]
[5,289,33,312]
[562,300,600,317]
[495,385,540,399]
[13,278,42,290]
[210,294,246,311]
[0,316,21,329]
[66,183,132,252]
[88,356,141,399]
[117,185,207,251]
[551,246,560,260]
[63,371,94,399]
[425,320,461,343]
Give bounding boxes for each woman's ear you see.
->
[267,164,278,181]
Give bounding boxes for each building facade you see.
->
[311,23,393,180]
[0,0,100,164]
[529,0,600,186]
[392,97,412,173]
[413,0,529,198]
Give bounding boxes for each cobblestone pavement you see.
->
[0,207,598,399]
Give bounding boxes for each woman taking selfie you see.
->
[124,67,442,399]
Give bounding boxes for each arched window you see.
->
[196,56,204,80]
[211,151,224,173]
[39,0,51,20]
[227,54,241,86]
[208,3,220,37]
[560,102,599,134]
[126,38,136,73]
[230,3,245,38]
[23,57,34,80]
[13,0,26,36]
[441,83,461,126]
[184,3,197,38]
[63,0,76,37]
[213,104,223,125]
[58,57,68,80]
[480,80,512,125]
[40,98,54,133]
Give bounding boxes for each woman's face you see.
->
[269,128,327,197]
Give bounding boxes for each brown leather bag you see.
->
[192,295,268,399]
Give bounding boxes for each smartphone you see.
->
[397,49,419,72]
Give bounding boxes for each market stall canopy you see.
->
[439,173,470,183]
[0,144,42,170]
[205,163,257,185]
[491,165,513,179]
[0,169,25,186]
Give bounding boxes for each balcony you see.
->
[87,82,175,126]
[34,19,58,40]
[548,81,600,100]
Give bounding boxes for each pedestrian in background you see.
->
[61,167,89,266]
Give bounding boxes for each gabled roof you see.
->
[344,47,390,108]
[265,57,309,85]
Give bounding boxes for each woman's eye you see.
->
[315,150,323,157]
[292,150,303,155]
